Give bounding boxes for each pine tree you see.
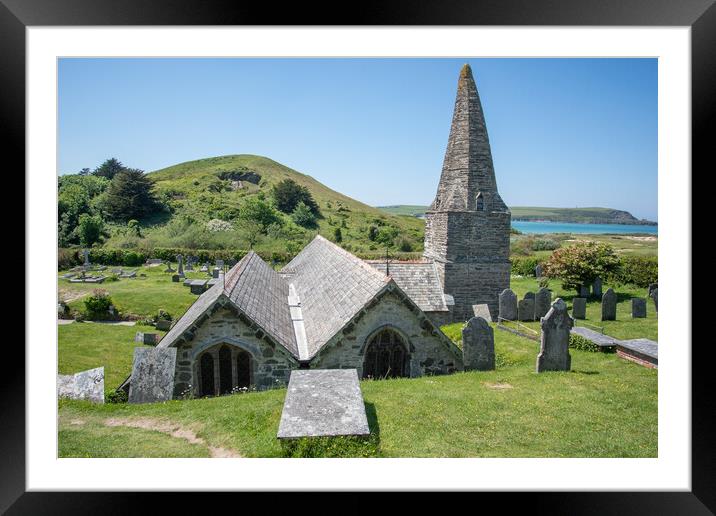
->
[102,169,159,222]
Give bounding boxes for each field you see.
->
[57,260,658,458]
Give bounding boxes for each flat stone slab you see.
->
[128,347,177,404]
[617,338,658,364]
[471,303,493,322]
[570,326,620,348]
[277,369,370,439]
[57,367,104,403]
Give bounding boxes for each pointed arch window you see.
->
[475,192,485,211]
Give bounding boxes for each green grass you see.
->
[58,319,657,458]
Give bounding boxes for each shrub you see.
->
[156,309,172,322]
[58,248,80,270]
[272,178,320,216]
[610,256,658,288]
[206,218,234,232]
[544,242,620,293]
[569,333,601,352]
[510,256,544,277]
[83,289,113,320]
[291,201,318,228]
[333,227,343,243]
[106,389,128,404]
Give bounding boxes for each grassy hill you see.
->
[379,205,656,225]
[107,155,425,255]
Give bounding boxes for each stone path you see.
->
[104,417,241,458]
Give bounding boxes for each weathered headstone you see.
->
[212,267,220,278]
[524,291,535,300]
[601,288,617,321]
[647,282,658,297]
[472,303,493,322]
[534,287,552,320]
[134,332,158,345]
[171,274,181,282]
[632,297,647,318]
[534,263,543,278]
[57,366,104,403]
[536,298,573,372]
[176,254,184,277]
[216,259,225,269]
[498,288,517,321]
[190,279,207,294]
[155,319,171,331]
[650,288,658,312]
[164,262,175,273]
[128,348,177,404]
[462,316,495,371]
[592,277,603,298]
[572,297,587,319]
[277,369,370,439]
[518,298,535,322]
[579,284,591,298]
[83,249,90,266]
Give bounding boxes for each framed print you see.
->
[5,0,711,512]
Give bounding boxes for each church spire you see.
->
[429,64,507,212]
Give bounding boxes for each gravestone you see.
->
[592,277,603,298]
[647,282,658,297]
[572,297,587,319]
[200,263,209,273]
[183,278,193,287]
[171,274,181,283]
[190,279,208,294]
[277,369,370,439]
[164,262,175,273]
[498,289,518,321]
[212,267,220,279]
[128,348,177,404]
[536,298,573,372]
[518,298,535,322]
[650,288,658,312]
[134,332,158,345]
[462,316,495,371]
[83,249,90,267]
[216,259,225,269]
[534,263,543,278]
[176,255,184,277]
[534,287,552,320]
[524,291,535,300]
[185,259,194,272]
[57,366,104,403]
[579,284,591,298]
[155,319,171,331]
[632,297,647,318]
[601,288,617,321]
[472,303,493,323]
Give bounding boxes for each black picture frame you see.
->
[5,0,709,512]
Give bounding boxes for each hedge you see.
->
[510,256,545,277]
[609,256,658,288]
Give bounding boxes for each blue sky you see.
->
[58,58,658,221]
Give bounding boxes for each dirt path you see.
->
[58,287,89,303]
[104,417,241,458]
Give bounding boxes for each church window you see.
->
[362,328,409,379]
[219,345,232,395]
[476,192,485,211]
[200,353,215,397]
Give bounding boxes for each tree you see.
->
[77,213,104,247]
[238,197,282,233]
[291,201,317,228]
[92,158,125,180]
[102,169,159,222]
[544,241,621,293]
[272,178,320,216]
[368,225,379,241]
[333,227,343,243]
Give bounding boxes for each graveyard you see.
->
[57,260,658,458]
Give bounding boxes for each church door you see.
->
[236,350,251,389]
[200,353,215,397]
[219,345,233,395]
[363,329,409,379]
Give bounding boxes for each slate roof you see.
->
[366,261,450,312]
[158,251,298,358]
[280,235,391,359]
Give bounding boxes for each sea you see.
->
[512,221,658,235]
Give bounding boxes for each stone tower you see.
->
[423,64,511,321]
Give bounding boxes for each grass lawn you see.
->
[58,319,657,458]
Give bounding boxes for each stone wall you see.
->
[310,286,463,377]
[171,306,298,397]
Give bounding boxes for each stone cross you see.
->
[534,287,552,320]
[518,297,535,322]
[601,288,617,321]
[498,288,517,321]
[572,297,587,319]
[536,298,573,372]
[632,298,647,318]
[592,277,603,298]
[176,254,184,277]
[462,316,495,371]
[83,249,90,266]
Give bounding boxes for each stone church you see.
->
[146,64,509,398]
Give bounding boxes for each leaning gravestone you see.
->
[592,277,603,298]
[518,298,535,322]
[572,297,587,319]
[462,316,495,371]
[534,263,543,278]
[536,298,573,372]
[128,347,177,404]
[57,366,104,403]
[498,289,517,321]
[601,288,617,321]
[534,287,552,320]
[650,288,658,312]
[632,298,647,318]
[472,303,493,323]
